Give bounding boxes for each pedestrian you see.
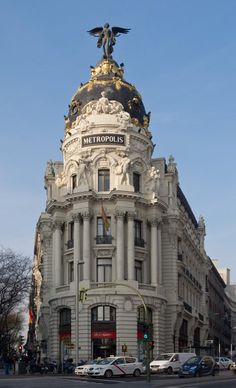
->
[3,353,11,375]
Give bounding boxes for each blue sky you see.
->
[0,0,235,281]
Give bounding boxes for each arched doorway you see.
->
[91,305,116,358]
[59,308,71,366]
[193,327,200,354]
[179,319,188,351]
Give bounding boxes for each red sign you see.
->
[91,331,116,339]
[137,330,144,340]
[59,332,71,341]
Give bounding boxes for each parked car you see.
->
[87,356,144,378]
[150,352,196,374]
[214,357,233,370]
[74,360,99,376]
[178,355,219,377]
[231,361,236,374]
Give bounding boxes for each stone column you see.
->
[72,213,81,365]
[127,212,135,281]
[72,213,81,274]
[82,211,91,281]
[150,218,158,285]
[52,220,63,287]
[116,211,125,281]
[157,223,162,285]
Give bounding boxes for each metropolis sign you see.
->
[82,134,125,147]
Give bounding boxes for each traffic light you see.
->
[148,340,155,350]
[143,324,149,341]
[19,345,23,353]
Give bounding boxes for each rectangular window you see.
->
[135,260,142,283]
[72,175,77,189]
[68,261,74,282]
[134,220,145,247]
[96,217,112,244]
[133,172,140,192]
[97,258,112,282]
[98,169,110,191]
[67,222,74,248]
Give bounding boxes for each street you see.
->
[0,370,236,388]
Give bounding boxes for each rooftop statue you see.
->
[88,23,130,59]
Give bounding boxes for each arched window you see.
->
[91,306,116,322]
[137,306,152,324]
[59,308,71,334]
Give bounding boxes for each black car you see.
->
[178,355,219,377]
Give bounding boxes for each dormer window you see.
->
[98,169,110,192]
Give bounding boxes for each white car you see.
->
[87,356,144,378]
[215,357,233,370]
[74,360,99,376]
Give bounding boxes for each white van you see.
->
[150,352,196,374]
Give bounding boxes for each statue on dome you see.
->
[88,23,130,58]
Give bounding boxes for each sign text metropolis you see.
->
[82,134,125,147]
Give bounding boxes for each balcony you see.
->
[135,237,145,248]
[96,235,112,245]
[66,239,74,249]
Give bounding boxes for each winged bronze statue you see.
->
[88,23,130,58]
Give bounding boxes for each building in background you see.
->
[27,29,213,364]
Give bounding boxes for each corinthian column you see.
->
[150,218,158,285]
[127,212,135,281]
[157,224,162,285]
[82,211,91,281]
[116,211,125,281]
[52,220,63,287]
[72,213,81,270]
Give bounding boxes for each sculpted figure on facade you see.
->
[145,166,160,199]
[45,160,55,178]
[55,171,67,188]
[95,91,110,113]
[77,157,91,187]
[115,153,131,185]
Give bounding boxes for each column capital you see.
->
[115,210,126,219]
[127,211,136,220]
[72,213,82,222]
[149,216,162,227]
[81,210,93,220]
[52,219,64,231]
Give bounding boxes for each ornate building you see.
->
[29,28,210,364]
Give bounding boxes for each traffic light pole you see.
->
[80,282,151,383]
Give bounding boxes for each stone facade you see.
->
[31,55,209,364]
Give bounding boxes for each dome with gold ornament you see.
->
[67,57,150,129]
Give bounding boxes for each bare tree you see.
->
[0,248,31,355]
